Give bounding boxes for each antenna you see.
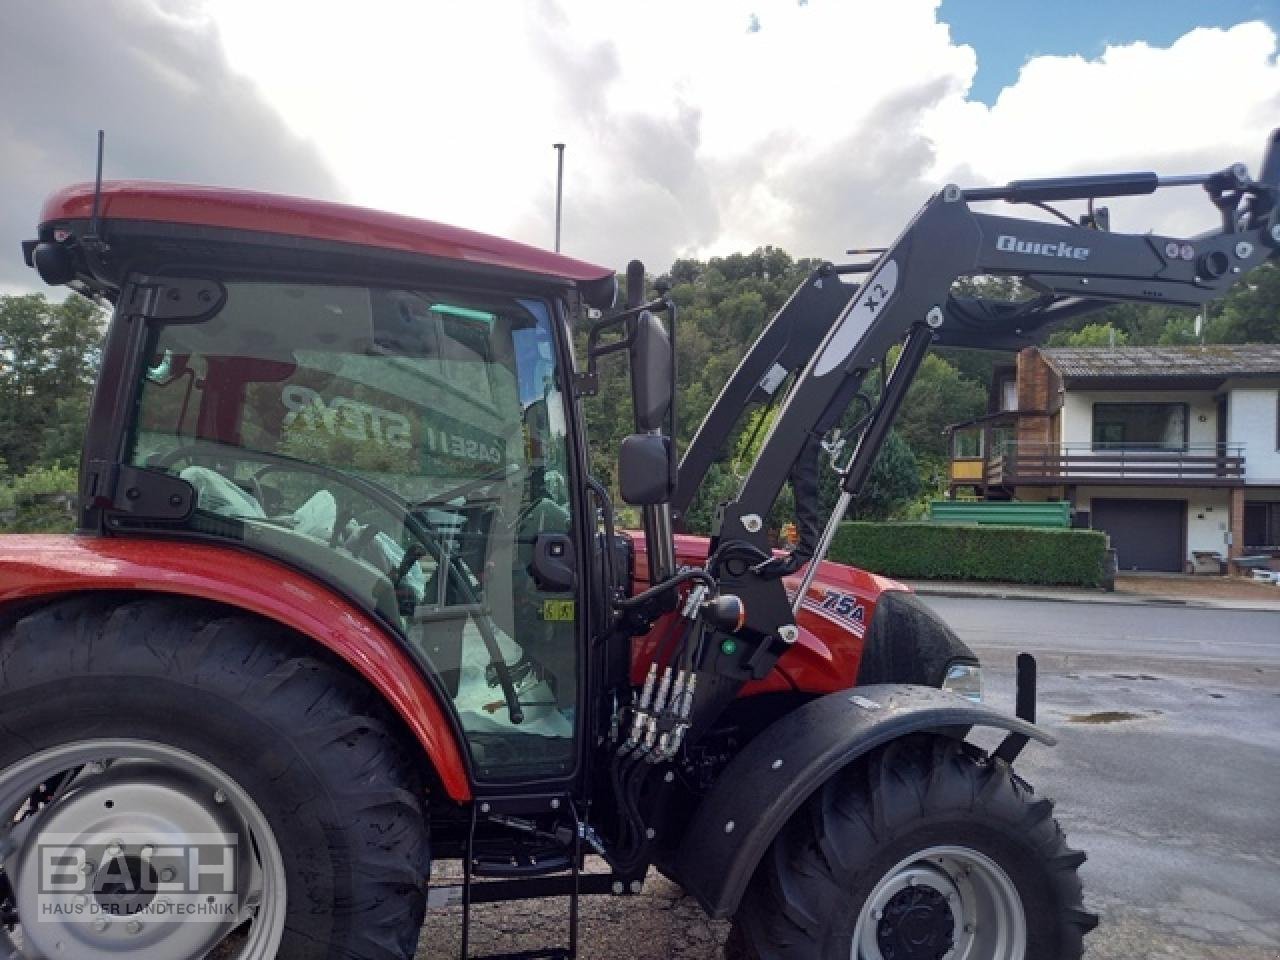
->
[88,129,105,239]
[553,142,565,252]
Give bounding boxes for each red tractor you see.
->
[2,129,1276,960]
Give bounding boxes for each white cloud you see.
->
[926,21,1280,238]
[0,0,341,291]
[209,1,1277,269]
[7,0,1276,292]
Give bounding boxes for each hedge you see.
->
[0,464,78,534]
[829,521,1108,588]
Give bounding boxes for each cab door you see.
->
[124,279,585,784]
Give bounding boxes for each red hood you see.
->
[627,532,909,695]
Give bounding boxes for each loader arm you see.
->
[690,130,1280,653]
[670,267,1117,524]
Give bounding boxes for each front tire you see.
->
[729,735,1097,960]
[0,595,430,960]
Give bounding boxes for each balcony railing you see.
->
[987,443,1245,486]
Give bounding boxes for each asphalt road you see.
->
[933,597,1280,960]
[420,598,1280,959]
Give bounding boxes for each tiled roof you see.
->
[1041,344,1280,379]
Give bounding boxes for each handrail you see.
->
[988,441,1246,484]
[1014,441,1245,456]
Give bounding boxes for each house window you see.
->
[1244,502,1280,551]
[1000,378,1018,412]
[1092,402,1188,451]
[953,428,983,459]
[991,425,1016,456]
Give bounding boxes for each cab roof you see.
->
[39,181,615,287]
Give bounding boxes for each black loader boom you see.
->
[670,130,1280,660]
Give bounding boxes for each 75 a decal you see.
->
[818,589,865,625]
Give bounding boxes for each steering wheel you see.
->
[155,443,528,724]
[415,462,521,509]
[157,444,408,537]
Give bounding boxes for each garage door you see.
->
[1091,499,1185,572]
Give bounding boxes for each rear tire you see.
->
[0,595,430,960]
[728,735,1097,960]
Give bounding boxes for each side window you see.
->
[134,352,204,462]
[128,282,580,781]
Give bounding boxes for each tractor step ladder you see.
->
[453,801,584,960]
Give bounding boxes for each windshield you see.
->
[127,280,578,781]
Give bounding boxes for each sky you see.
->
[2,0,1278,296]
[940,0,1279,103]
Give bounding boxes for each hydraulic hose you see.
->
[615,568,716,610]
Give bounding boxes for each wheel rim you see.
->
[851,845,1026,960]
[0,739,287,960]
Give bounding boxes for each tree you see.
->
[581,249,986,534]
[895,353,987,465]
[1047,322,1130,348]
[1211,261,1280,343]
[850,430,921,521]
[0,294,104,474]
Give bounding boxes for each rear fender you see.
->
[669,683,1054,918]
[0,535,472,802]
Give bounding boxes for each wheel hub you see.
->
[0,743,285,960]
[876,884,954,960]
[852,846,1026,960]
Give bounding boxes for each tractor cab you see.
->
[28,182,621,785]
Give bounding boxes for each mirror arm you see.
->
[573,295,673,397]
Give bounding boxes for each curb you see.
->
[905,583,1280,613]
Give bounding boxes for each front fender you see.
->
[670,683,1054,919]
[0,534,472,803]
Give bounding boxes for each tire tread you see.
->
[0,594,430,960]
[729,735,1097,960]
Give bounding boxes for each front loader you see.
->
[1,127,1277,960]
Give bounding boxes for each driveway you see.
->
[419,598,1280,959]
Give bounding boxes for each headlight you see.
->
[942,661,983,703]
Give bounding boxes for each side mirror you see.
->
[630,310,673,433]
[618,433,675,505]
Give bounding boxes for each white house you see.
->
[948,344,1280,573]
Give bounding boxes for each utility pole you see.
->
[553,143,565,252]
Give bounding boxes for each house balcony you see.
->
[984,443,1246,488]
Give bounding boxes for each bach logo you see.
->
[997,234,1090,260]
[34,832,239,925]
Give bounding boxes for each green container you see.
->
[928,500,1071,529]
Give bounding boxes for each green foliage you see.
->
[38,394,91,467]
[11,463,78,497]
[1,462,79,533]
[830,522,1108,587]
[1156,314,1201,346]
[1047,322,1129,348]
[0,293,104,476]
[850,430,921,521]
[1046,261,1280,348]
[895,353,986,463]
[1211,260,1280,342]
[7,498,76,533]
[583,249,983,535]
[580,246,822,509]
[582,250,1277,542]
[682,462,738,535]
